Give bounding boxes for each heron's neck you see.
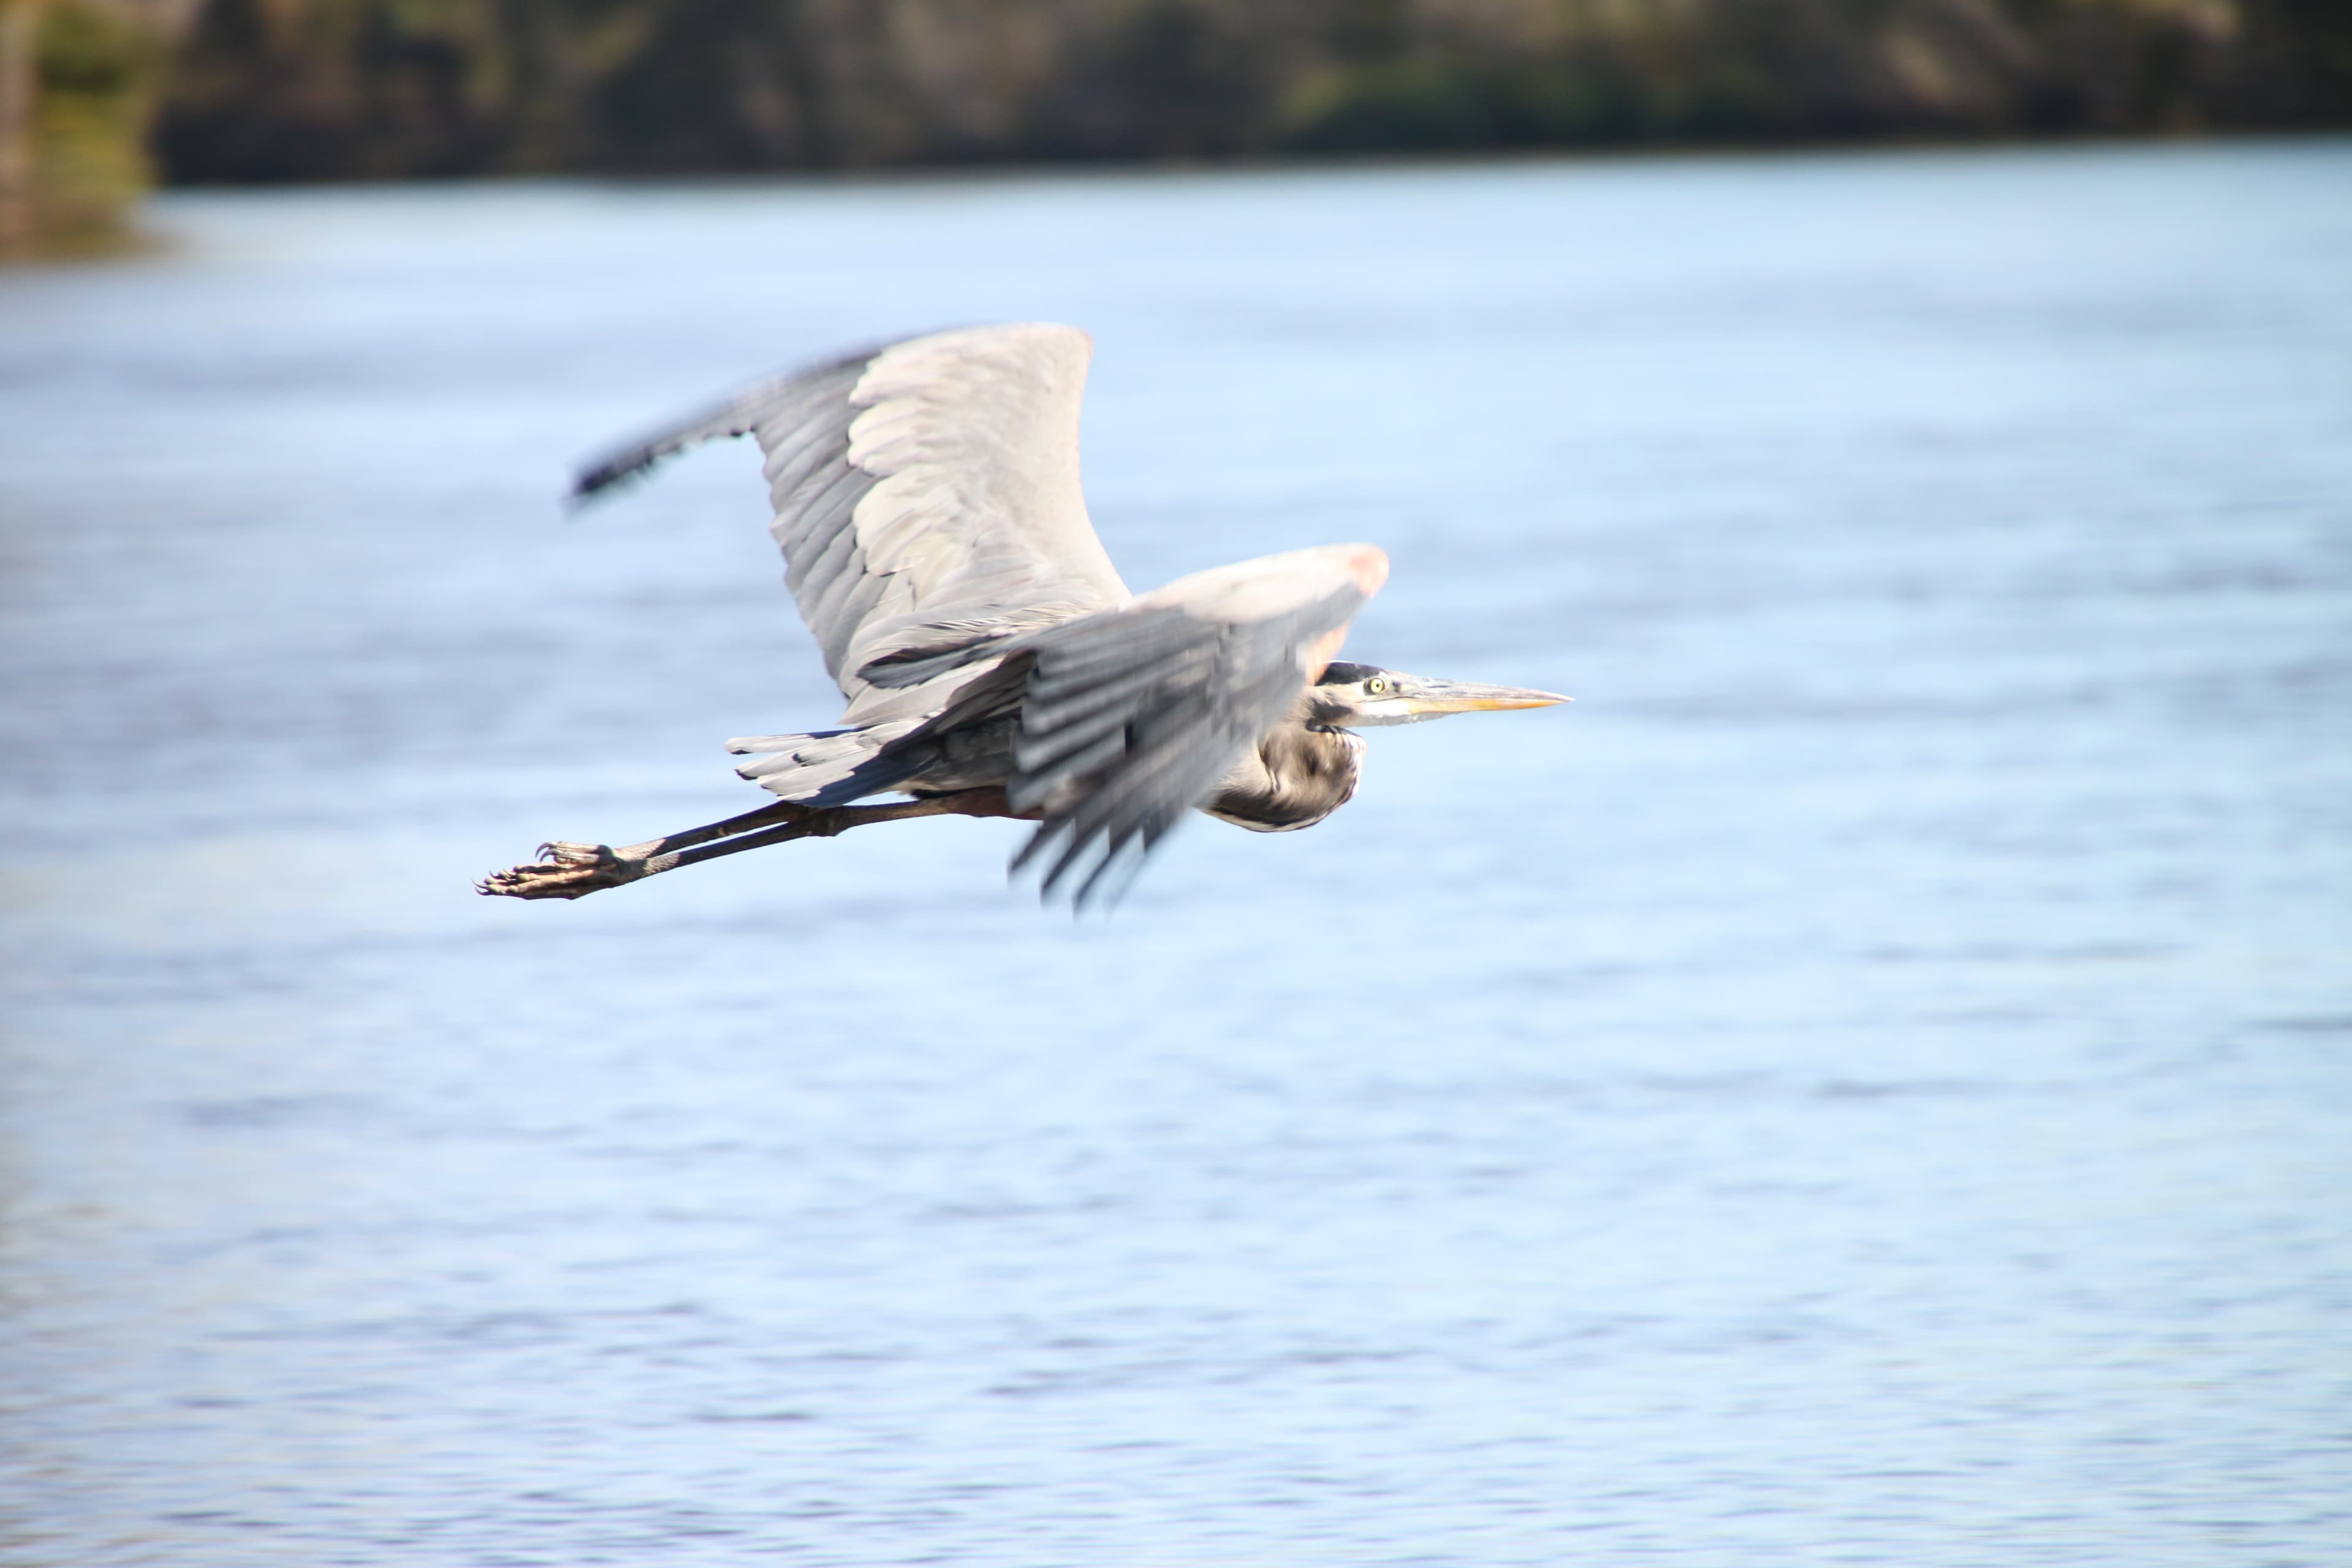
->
[1200,721,1363,834]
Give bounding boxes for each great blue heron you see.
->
[478,323,1565,907]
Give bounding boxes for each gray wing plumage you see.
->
[908,545,1391,905]
[575,323,1130,725]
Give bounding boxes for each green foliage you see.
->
[20,0,170,250]
[1286,58,1653,150]
[154,0,508,179]
[139,0,2352,184]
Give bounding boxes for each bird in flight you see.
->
[479,323,1564,908]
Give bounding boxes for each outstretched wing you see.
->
[574,323,1129,725]
[996,543,1390,906]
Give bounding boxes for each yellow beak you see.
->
[1400,679,1572,715]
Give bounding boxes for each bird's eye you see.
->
[1365,677,1387,696]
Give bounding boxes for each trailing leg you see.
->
[475,790,1016,901]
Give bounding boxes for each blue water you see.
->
[1,141,2348,1565]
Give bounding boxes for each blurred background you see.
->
[2,4,2350,1567]
[3,0,2352,250]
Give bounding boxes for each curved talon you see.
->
[477,842,648,900]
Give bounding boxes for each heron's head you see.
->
[1307,661,1569,729]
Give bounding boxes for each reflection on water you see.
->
[2,142,2348,1565]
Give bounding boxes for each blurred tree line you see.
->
[4,0,2348,250]
[1,0,187,251]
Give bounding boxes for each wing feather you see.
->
[997,543,1390,906]
[572,324,1129,724]
[795,505,858,594]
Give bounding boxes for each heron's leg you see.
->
[476,789,1017,901]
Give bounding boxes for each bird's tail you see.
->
[725,721,929,807]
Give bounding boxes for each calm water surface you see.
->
[2,143,2348,1565]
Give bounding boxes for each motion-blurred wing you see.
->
[1002,543,1390,905]
[574,323,1129,725]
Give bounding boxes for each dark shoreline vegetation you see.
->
[4,0,2350,252]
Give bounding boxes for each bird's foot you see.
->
[477,841,650,901]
